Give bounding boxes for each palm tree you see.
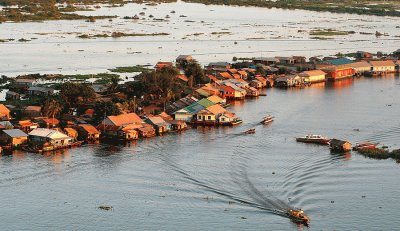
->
[42,99,63,119]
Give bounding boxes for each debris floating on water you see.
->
[98,205,113,211]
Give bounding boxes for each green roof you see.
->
[327,58,353,66]
[183,102,205,114]
[197,98,215,108]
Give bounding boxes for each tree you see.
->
[255,65,266,76]
[42,99,63,119]
[60,82,96,108]
[93,101,121,124]
[108,75,121,93]
[184,60,207,85]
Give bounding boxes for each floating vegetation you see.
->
[108,65,151,73]
[357,148,400,162]
[77,32,169,39]
[211,31,231,35]
[310,29,356,36]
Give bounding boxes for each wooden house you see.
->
[275,75,303,88]
[217,72,233,79]
[176,55,193,66]
[14,120,38,133]
[5,91,20,100]
[77,124,101,141]
[64,127,78,140]
[346,61,372,75]
[145,115,171,134]
[98,113,143,140]
[254,76,268,87]
[0,104,11,120]
[38,118,60,128]
[218,112,240,126]
[155,62,174,71]
[169,120,187,131]
[195,104,226,126]
[22,106,42,118]
[246,87,259,97]
[27,87,54,97]
[12,79,35,89]
[253,57,279,65]
[299,70,326,84]
[206,62,231,70]
[329,139,352,152]
[369,60,395,73]
[137,124,156,138]
[0,121,13,130]
[28,128,73,148]
[0,129,28,147]
[249,80,263,89]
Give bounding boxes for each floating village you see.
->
[0,50,400,160]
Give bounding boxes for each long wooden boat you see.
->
[244,128,256,134]
[22,141,83,153]
[287,209,310,226]
[296,134,330,145]
[353,142,378,151]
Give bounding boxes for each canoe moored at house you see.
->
[329,139,352,152]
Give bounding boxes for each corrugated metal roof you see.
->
[28,128,70,139]
[326,58,353,66]
[197,99,215,108]
[183,102,205,114]
[3,129,27,138]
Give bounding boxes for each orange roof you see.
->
[159,112,173,121]
[206,104,226,115]
[255,76,266,82]
[79,124,101,134]
[301,70,326,77]
[176,74,189,82]
[0,104,10,114]
[237,71,248,77]
[155,62,173,69]
[232,74,241,79]
[207,75,218,82]
[64,127,78,137]
[107,113,143,126]
[222,112,236,118]
[228,69,238,74]
[18,120,32,126]
[218,72,232,79]
[346,61,371,68]
[42,118,59,125]
[369,60,395,67]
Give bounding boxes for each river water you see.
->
[1,1,400,76]
[0,75,399,230]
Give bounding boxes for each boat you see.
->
[287,209,310,225]
[230,119,243,126]
[261,115,274,124]
[244,128,256,134]
[296,134,330,145]
[353,142,378,151]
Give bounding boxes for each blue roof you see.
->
[327,58,353,66]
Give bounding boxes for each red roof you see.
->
[176,74,189,82]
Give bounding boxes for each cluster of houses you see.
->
[1,50,399,154]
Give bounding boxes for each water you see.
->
[1,2,400,76]
[0,76,399,230]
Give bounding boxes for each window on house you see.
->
[208,116,211,120]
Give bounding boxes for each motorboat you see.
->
[296,134,330,145]
[244,128,256,134]
[287,209,310,225]
[261,115,274,124]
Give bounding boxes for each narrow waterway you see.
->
[0,76,399,230]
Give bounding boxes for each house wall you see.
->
[12,137,28,146]
[372,65,395,72]
[197,114,216,121]
[308,74,326,83]
[175,113,193,122]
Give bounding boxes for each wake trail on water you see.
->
[159,155,288,216]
